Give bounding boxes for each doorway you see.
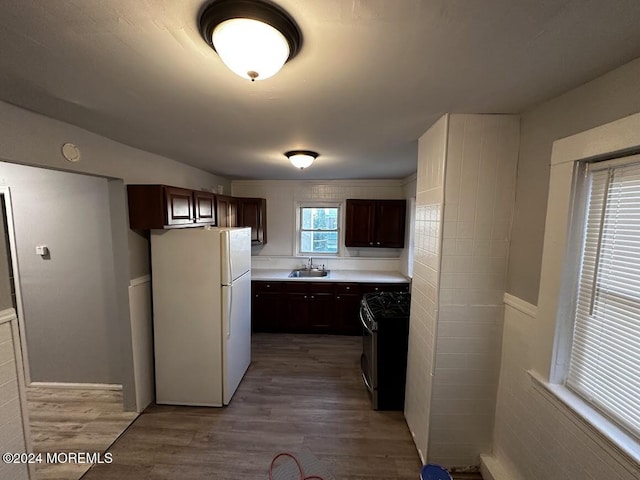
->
[0,163,138,480]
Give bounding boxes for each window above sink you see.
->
[296,203,341,256]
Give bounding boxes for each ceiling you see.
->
[1,1,640,180]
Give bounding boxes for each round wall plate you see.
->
[61,143,81,162]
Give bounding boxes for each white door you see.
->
[220,227,251,285]
[222,270,251,404]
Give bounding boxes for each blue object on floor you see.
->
[420,464,453,480]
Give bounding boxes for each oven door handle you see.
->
[360,354,374,393]
[360,309,374,334]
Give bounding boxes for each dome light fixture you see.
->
[199,0,302,82]
[285,150,318,170]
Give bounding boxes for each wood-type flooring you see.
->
[81,333,482,480]
[27,386,137,480]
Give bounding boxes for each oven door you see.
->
[360,308,378,409]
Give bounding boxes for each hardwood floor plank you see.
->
[83,333,480,480]
[26,386,137,480]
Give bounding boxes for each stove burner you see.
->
[362,291,411,320]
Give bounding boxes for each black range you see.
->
[360,291,411,410]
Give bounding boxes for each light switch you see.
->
[35,245,49,256]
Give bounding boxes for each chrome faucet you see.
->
[307,257,313,270]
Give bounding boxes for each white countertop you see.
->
[251,269,410,283]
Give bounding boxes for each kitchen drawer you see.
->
[309,282,335,294]
[335,283,360,294]
[361,283,410,294]
[282,282,309,294]
[253,281,283,293]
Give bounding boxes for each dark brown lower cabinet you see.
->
[309,293,335,331]
[251,282,282,332]
[252,280,410,334]
[284,292,310,332]
[335,293,362,335]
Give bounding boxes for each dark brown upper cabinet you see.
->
[345,199,406,248]
[193,190,216,224]
[236,197,267,245]
[215,195,238,228]
[127,184,217,230]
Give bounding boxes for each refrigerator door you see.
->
[220,227,252,285]
[151,228,223,406]
[222,270,252,405]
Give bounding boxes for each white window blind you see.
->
[568,159,640,439]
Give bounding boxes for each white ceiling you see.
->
[1,1,640,180]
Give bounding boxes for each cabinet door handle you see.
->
[336,296,341,300]
[255,294,259,298]
[374,287,379,291]
[369,242,373,246]
[310,295,315,299]
[376,241,381,245]
[266,284,270,288]
[345,286,350,290]
[304,295,307,299]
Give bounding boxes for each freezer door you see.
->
[222,270,251,405]
[220,227,252,285]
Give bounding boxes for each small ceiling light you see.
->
[200,0,302,81]
[285,150,318,170]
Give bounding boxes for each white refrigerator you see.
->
[150,227,252,406]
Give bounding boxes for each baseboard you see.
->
[29,382,122,391]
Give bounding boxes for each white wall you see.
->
[405,114,448,462]
[128,276,153,413]
[507,56,640,304]
[0,100,230,279]
[0,162,121,384]
[483,298,640,480]
[485,58,640,480]
[232,179,411,268]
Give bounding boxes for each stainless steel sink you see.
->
[289,269,330,278]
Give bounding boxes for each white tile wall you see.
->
[428,114,519,467]
[485,299,640,480]
[251,255,402,272]
[406,114,520,468]
[405,114,448,462]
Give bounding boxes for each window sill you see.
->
[528,369,640,465]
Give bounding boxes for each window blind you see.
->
[567,159,640,439]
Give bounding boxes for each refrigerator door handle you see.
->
[228,253,233,285]
[223,285,232,338]
[221,230,230,285]
[228,286,233,338]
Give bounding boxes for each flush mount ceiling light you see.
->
[285,150,318,170]
[199,0,302,81]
